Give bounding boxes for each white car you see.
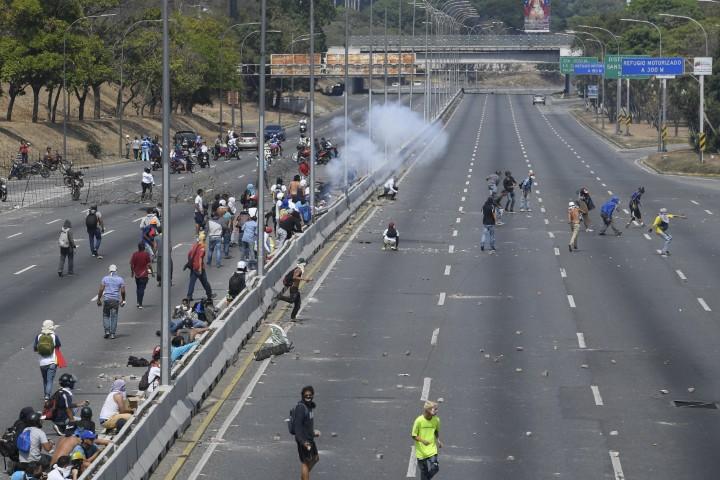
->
[532,94,546,105]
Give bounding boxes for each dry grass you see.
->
[645,149,720,176]
[572,109,688,149]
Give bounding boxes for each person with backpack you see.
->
[411,401,443,480]
[290,385,320,480]
[57,220,76,277]
[186,232,215,301]
[96,264,126,339]
[649,208,686,256]
[48,374,88,433]
[598,196,622,236]
[142,217,160,260]
[577,187,595,232]
[34,320,62,400]
[502,170,517,212]
[16,412,53,469]
[626,186,645,228]
[518,170,534,212]
[228,261,247,300]
[130,243,152,309]
[481,196,497,253]
[85,205,104,258]
[278,258,313,321]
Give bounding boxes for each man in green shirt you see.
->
[411,401,443,479]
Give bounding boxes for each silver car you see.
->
[238,132,258,150]
[532,94,546,105]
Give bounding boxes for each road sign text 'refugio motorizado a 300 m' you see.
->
[621,57,685,76]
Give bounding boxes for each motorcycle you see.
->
[293,145,311,163]
[40,153,70,172]
[299,119,307,134]
[30,161,50,178]
[62,169,84,201]
[315,148,332,165]
[198,150,210,168]
[267,141,282,158]
[151,156,162,171]
[170,154,194,174]
[0,177,7,202]
[8,160,33,180]
[322,141,338,158]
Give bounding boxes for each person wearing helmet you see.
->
[649,207,687,256]
[518,170,534,212]
[76,406,95,434]
[228,261,248,300]
[568,201,581,252]
[141,167,155,201]
[69,448,86,475]
[16,411,54,468]
[598,196,622,236]
[626,186,645,228]
[96,265,127,339]
[85,205,104,259]
[51,374,89,431]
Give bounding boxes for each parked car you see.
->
[238,132,259,150]
[174,130,198,148]
[532,94,546,105]
[264,124,286,142]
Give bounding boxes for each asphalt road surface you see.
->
[157,93,720,479]
[0,91,427,435]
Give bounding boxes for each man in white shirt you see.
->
[141,168,154,201]
[377,177,398,200]
[194,189,205,234]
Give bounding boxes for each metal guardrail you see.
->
[80,89,464,480]
[349,34,573,50]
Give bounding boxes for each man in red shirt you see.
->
[186,232,215,301]
[129,243,152,309]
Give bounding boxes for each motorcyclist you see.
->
[298,134,310,148]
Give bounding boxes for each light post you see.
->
[621,18,664,151]
[310,0,316,220]
[369,0,374,147]
[63,13,117,163]
[160,0,171,386]
[344,0,349,189]
[579,25,622,134]
[409,0,417,112]
[575,30,606,129]
[257,0,268,277]
[659,12,709,161]
[219,23,260,140]
[118,19,163,157]
[398,0,403,101]
[238,29,281,131]
[557,32,586,98]
[423,15,430,121]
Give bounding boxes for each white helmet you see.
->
[568,201,576,208]
[659,207,667,213]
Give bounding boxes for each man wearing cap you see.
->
[519,170,534,212]
[34,320,62,400]
[278,258,313,321]
[97,265,126,339]
[568,201,581,252]
[228,261,247,300]
[71,430,110,472]
[241,208,258,269]
[411,401,443,480]
[648,207,686,257]
[186,232,215,301]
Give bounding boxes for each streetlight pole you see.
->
[577,30,606,129]
[384,7,388,163]
[409,0,417,112]
[160,0,171,386]
[368,0,374,151]
[310,0,316,222]
[621,18,664,151]
[238,30,260,132]
[63,13,117,164]
[283,33,316,127]
[579,25,622,134]
[219,23,260,140]
[344,0,349,189]
[659,13,709,162]
[398,0,403,101]
[257,0,268,277]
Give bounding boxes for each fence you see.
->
[79,89,464,480]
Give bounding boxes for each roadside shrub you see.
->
[87,142,102,159]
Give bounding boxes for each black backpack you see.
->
[86,211,98,231]
[288,402,306,436]
[283,269,296,288]
[138,366,153,391]
[0,426,19,461]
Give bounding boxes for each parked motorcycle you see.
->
[63,168,84,189]
[299,119,307,134]
[8,160,33,180]
[40,152,71,172]
[169,155,194,174]
[31,161,50,178]
[198,151,210,168]
[0,177,7,202]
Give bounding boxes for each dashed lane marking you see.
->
[420,377,432,401]
[46,219,62,225]
[132,217,143,223]
[567,295,576,308]
[698,298,712,312]
[452,230,458,237]
[675,270,686,281]
[560,268,567,278]
[544,219,549,225]
[431,328,440,346]
[173,243,183,250]
[607,190,613,196]
[448,245,455,254]
[7,232,22,239]
[458,206,463,213]
[622,209,630,215]
[461,196,466,202]
[103,229,115,236]
[601,183,607,187]
[577,332,586,348]
[455,217,461,224]
[705,209,713,215]
[444,265,451,276]
[406,448,417,478]
[591,385,604,406]
[643,233,652,240]
[554,247,560,256]
[691,200,699,205]
[438,292,446,306]
[609,451,625,480]
[91,295,98,303]
[14,265,36,275]
[548,232,554,238]
[540,207,546,213]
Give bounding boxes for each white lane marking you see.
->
[544,218,549,225]
[537,197,543,203]
[448,245,454,254]
[420,377,432,401]
[90,295,99,303]
[46,218,62,225]
[465,181,470,185]
[132,217,143,223]
[622,209,630,215]
[14,264,36,275]
[186,358,271,480]
[463,188,467,193]
[554,247,560,256]
[607,190,613,196]
[452,230,458,237]
[609,451,625,480]
[540,207,546,213]
[237,174,245,179]
[577,332,586,348]
[461,196,466,202]
[123,173,137,178]
[705,209,713,215]
[601,183,607,187]
[590,170,595,174]
[134,190,142,194]
[595,176,601,181]
[458,206,463,213]
[698,298,712,312]
[7,232,22,239]
[438,292,446,306]
[406,447,417,477]
[172,243,183,250]
[430,328,440,346]
[675,270,687,281]
[468,168,473,173]
[444,265,451,276]
[643,233,652,240]
[690,200,699,205]
[548,232,555,238]
[560,268,567,278]
[455,217,461,223]
[567,295,576,308]
[178,176,185,180]
[591,385,604,406]
[103,229,115,236]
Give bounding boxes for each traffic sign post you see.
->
[587,85,599,98]
[694,57,712,163]
[560,56,598,74]
[621,57,685,76]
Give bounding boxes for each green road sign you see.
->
[560,56,598,75]
[605,55,650,79]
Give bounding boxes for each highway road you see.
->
[0,91,427,434]
[157,93,720,479]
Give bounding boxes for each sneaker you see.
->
[526,209,532,212]
[519,208,526,212]
[138,305,143,309]
[58,272,63,278]
[598,232,606,236]
[568,244,573,252]
[91,252,97,257]
[480,245,485,251]
[615,231,622,236]
[103,333,110,339]
[660,252,669,257]
[110,334,116,340]
[496,222,505,226]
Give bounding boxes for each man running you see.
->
[648,207,686,256]
[626,186,645,228]
[278,258,313,321]
[411,401,443,480]
[598,196,622,236]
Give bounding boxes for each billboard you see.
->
[270,54,323,76]
[523,0,550,32]
[270,53,416,76]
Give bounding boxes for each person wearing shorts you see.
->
[293,385,319,480]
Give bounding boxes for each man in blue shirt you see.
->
[96,265,126,339]
[598,196,622,236]
[241,208,258,270]
[171,336,198,363]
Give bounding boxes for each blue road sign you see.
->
[587,85,599,98]
[621,57,684,76]
[574,63,605,75]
